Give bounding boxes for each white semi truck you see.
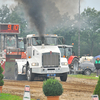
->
[15,34,69,81]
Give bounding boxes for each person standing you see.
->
[95,58,100,77]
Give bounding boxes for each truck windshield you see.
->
[59,47,64,57]
[32,37,57,46]
[18,39,24,49]
[59,47,72,57]
[65,48,72,57]
[6,36,16,48]
[45,37,57,45]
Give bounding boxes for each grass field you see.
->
[68,72,99,80]
[0,93,22,100]
[0,93,36,100]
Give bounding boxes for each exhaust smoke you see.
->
[9,0,84,42]
[14,0,45,43]
[52,0,84,18]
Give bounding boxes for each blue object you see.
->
[47,74,49,77]
[91,95,99,100]
[47,74,56,77]
[94,55,100,59]
[54,74,56,76]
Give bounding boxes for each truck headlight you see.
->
[61,62,68,66]
[31,63,39,66]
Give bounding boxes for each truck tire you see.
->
[70,58,79,74]
[84,69,91,75]
[15,65,21,80]
[15,64,27,80]
[27,65,35,81]
[14,64,26,80]
[60,73,67,82]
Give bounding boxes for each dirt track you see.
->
[2,77,98,100]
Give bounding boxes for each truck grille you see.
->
[42,52,60,67]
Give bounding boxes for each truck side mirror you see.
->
[58,36,65,44]
[62,38,65,44]
[23,38,26,44]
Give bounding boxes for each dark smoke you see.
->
[13,0,84,42]
[15,0,45,43]
[43,0,61,28]
[14,0,62,43]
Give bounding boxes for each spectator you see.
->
[95,57,100,77]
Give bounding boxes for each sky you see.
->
[81,0,100,12]
[0,0,100,13]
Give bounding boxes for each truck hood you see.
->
[34,45,60,53]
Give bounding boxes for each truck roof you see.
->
[58,45,73,48]
[26,34,58,38]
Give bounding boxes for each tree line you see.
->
[0,5,100,57]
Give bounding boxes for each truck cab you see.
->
[15,34,69,81]
[0,23,27,79]
[58,45,79,74]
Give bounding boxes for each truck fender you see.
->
[22,61,29,74]
[15,60,27,74]
[68,55,78,65]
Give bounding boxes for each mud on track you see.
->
[2,77,98,100]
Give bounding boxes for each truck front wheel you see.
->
[60,73,67,82]
[27,65,35,81]
[15,64,27,80]
[15,64,21,80]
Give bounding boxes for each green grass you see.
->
[68,73,99,80]
[0,93,22,100]
[0,93,36,100]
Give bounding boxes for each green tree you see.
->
[9,5,27,37]
[0,64,4,86]
[80,8,100,56]
[0,5,10,23]
[94,76,100,99]
[0,5,28,37]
